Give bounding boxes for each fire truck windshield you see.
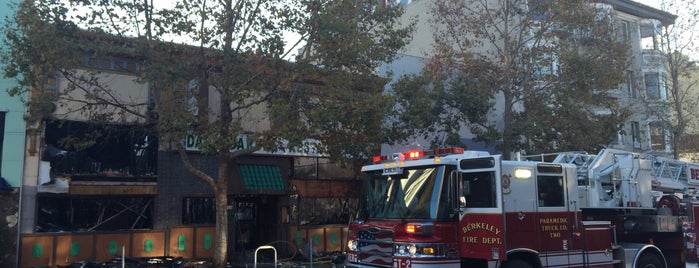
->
[358,165,453,220]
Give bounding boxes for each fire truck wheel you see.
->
[636,252,664,268]
[501,259,533,268]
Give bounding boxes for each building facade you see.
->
[0,0,24,189]
[13,31,360,267]
[381,0,676,156]
[1,0,23,267]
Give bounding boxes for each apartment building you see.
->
[605,0,676,154]
[380,0,676,156]
[1,0,23,266]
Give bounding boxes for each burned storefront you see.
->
[34,119,158,233]
[156,147,291,257]
[155,137,361,260]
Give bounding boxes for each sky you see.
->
[636,0,662,8]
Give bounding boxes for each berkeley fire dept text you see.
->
[462,222,503,244]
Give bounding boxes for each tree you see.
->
[657,0,699,159]
[2,0,413,267]
[389,0,629,157]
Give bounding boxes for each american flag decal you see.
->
[357,227,394,266]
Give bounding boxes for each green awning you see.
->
[240,165,285,191]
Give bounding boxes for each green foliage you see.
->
[2,0,413,162]
[390,0,630,156]
[2,1,413,267]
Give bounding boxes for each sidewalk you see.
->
[230,250,343,268]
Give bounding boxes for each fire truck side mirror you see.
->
[461,179,472,207]
[448,170,465,216]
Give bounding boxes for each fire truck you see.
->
[344,148,699,268]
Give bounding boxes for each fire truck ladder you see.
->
[524,151,596,185]
[652,157,686,184]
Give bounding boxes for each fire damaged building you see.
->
[34,120,158,233]
[17,30,363,267]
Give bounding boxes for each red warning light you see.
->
[434,147,465,155]
[406,223,421,234]
[406,150,424,160]
[373,155,387,163]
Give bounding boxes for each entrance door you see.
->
[232,199,256,251]
[458,155,506,261]
[534,164,577,266]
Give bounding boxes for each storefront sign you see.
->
[183,134,324,157]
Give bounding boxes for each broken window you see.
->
[36,195,153,232]
[43,120,157,177]
[298,198,357,225]
[182,197,215,225]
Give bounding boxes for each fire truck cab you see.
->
[345,148,686,268]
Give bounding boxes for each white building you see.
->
[380,0,676,156]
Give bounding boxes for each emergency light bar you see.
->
[434,147,464,155]
[373,155,387,163]
[405,222,435,235]
[372,147,466,163]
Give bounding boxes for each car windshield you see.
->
[358,165,449,219]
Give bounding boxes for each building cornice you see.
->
[595,0,677,25]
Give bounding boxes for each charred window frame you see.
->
[182,197,215,225]
[43,120,158,176]
[36,195,153,232]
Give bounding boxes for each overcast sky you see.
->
[636,0,662,8]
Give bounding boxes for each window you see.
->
[360,167,443,219]
[616,130,624,146]
[645,73,664,99]
[83,55,141,74]
[537,175,564,207]
[626,71,637,98]
[631,121,641,149]
[533,53,557,80]
[182,197,215,224]
[617,20,630,42]
[85,56,111,69]
[462,171,497,208]
[641,24,661,50]
[649,123,665,150]
[36,196,153,232]
[528,1,549,20]
[43,72,59,91]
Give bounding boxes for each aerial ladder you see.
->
[525,149,699,210]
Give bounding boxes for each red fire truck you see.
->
[344,148,697,268]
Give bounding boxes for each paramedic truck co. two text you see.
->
[344,148,699,268]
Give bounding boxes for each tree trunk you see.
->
[213,189,229,268]
[502,87,514,160]
[213,158,230,268]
